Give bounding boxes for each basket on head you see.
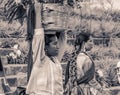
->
[42,3,68,31]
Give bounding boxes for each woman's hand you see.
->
[34,0,43,29]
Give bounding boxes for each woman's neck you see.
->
[47,55,57,62]
[75,42,85,54]
[81,42,85,52]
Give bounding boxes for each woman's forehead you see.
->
[50,35,58,42]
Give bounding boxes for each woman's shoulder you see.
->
[40,56,52,65]
[77,52,90,60]
[77,52,93,66]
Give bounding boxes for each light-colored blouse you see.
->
[26,28,65,95]
[76,53,102,95]
[76,53,93,80]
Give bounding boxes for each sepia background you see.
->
[0,0,120,95]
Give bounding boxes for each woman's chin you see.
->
[52,53,58,57]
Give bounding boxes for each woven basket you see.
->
[42,4,81,31]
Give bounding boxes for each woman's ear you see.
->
[45,45,49,53]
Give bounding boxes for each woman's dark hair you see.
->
[75,32,90,46]
[45,32,60,45]
[45,34,55,45]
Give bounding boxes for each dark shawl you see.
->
[64,51,95,95]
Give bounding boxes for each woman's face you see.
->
[46,35,59,57]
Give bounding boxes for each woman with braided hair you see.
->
[64,32,107,95]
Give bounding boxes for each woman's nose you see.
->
[56,44,59,49]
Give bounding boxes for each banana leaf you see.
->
[4,0,28,24]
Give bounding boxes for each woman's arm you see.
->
[34,1,42,29]
[26,2,45,94]
[32,1,45,64]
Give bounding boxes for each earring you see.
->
[45,49,48,52]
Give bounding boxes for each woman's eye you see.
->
[52,42,57,45]
[54,43,57,45]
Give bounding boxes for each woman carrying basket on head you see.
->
[26,1,66,95]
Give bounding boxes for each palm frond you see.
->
[15,5,27,25]
[4,0,30,24]
[6,5,18,18]
[8,7,18,23]
[4,0,14,10]
[7,2,16,12]
[17,5,26,16]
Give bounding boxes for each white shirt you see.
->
[26,28,64,95]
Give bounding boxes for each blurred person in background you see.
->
[64,32,109,95]
[95,68,109,88]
